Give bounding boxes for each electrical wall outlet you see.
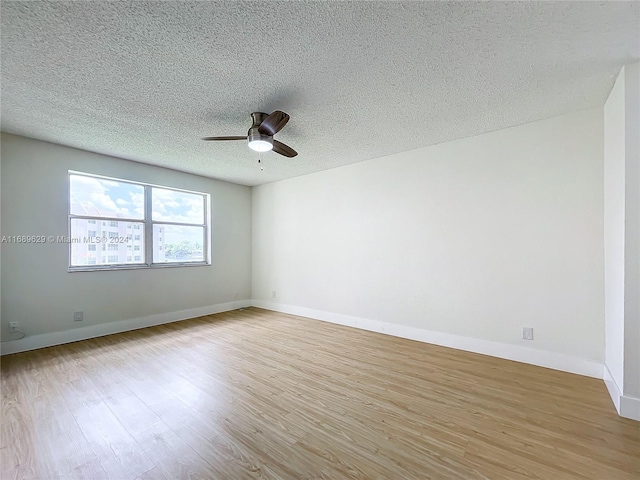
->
[522,327,534,340]
[271,290,277,299]
[9,322,19,332]
[234,291,239,300]
[73,311,84,322]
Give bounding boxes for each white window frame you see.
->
[68,171,211,272]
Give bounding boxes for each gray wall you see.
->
[1,133,252,339]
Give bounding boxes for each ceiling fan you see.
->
[202,111,297,157]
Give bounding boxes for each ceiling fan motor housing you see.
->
[247,112,274,151]
[250,112,269,127]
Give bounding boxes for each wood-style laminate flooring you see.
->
[1,307,638,479]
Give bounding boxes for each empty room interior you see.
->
[1,2,639,479]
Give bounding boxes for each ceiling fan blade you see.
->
[202,136,247,141]
[272,140,297,158]
[258,111,290,135]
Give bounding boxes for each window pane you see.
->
[70,219,145,266]
[152,188,204,224]
[70,174,144,219]
[154,224,204,263]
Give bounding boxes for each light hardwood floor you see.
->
[1,307,638,479]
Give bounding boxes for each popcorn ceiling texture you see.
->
[1,1,639,186]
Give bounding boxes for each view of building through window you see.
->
[69,173,208,269]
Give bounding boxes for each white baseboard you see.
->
[619,395,640,421]
[604,364,622,413]
[604,364,640,421]
[252,300,604,379]
[0,300,251,356]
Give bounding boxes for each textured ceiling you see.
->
[1,1,639,186]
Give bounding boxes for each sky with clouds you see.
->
[70,175,144,219]
[70,175,204,224]
[70,175,206,249]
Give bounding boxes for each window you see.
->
[152,188,206,264]
[68,172,210,271]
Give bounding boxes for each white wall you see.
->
[253,108,605,365]
[604,69,626,392]
[622,62,639,401]
[603,63,640,420]
[1,133,252,342]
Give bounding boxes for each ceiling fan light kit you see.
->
[203,111,297,157]
[247,133,273,152]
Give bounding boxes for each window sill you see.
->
[68,262,211,273]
